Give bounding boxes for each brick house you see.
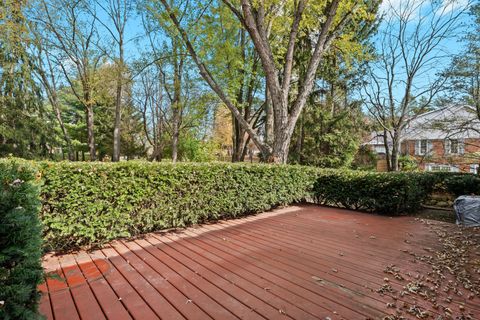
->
[366,105,480,173]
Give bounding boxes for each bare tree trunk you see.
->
[390,133,400,171]
[154,106,163,161]
[53,100,74,161]
[113,41,124,162]
[390,146,399,171]
[240,136,251,161]
[171,109,179,162]
[383,129,391,171]
[294,113,305,163]
[232,85,247,162]
[231,29,247,163]
[265,88,274,146]
[171,50,183,163]
[86,105,96,161]
[232,118,240,162]
[232,119,247,162]
[271,135,292,163]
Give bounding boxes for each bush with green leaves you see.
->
[313,169,434,214]
[2,157,479,319]
[39,161,318,250]
[0,160,43,319]
[5,158,479,255]
[443,174,480,197]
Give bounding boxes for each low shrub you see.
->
[443,174,480,197]
[0,160,43,319]
[39,161,318,250]
[313,169,433,214]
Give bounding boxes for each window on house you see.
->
[375,145,386,154]
[420,140,427,154]
[426,164,459,172]
[470,164,479,174]
[415,139,431,155]
[450,139,458,154]
[445,139,465,155]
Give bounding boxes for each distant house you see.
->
[364,132,388,155]
[365,105,480,173]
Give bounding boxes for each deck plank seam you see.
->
[136,237,271,320]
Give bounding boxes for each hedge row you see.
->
[313,170,436,214]
[4,160,478,253]
[0,160,43,319]
[36,162,480,250]
[439,174,480,196]
[2,159,478,318]
[313,170,480,213]
[39,162,319,250]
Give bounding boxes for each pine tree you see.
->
[0,0,51,158]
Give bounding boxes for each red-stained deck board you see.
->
[177,228,376,318]
[124,238,258,320]
[38,283,53,320]
[182,224,390,316]
[44,257,81,320]
[58,254,106,320]
[75,251,133,320]
[39,204,480,320]
[144,235,290,320]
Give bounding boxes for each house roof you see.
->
[403,104,480,140]
[364,131,389,145]
[365,105,480,146]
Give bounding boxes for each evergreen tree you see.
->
[0,0,51,158]
[444,4,480,112]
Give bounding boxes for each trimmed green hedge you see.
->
[312,170,434,214]
[39,162,318,250]
[3,158,479,253]
[37,162,480,250]
[0,160,43,319]
[2,158,479,319]
[443,174,480,197]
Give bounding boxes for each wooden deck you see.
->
[39,204,480,319]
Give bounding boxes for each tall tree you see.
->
[141,3,197,163]
[289,5,377,167]
[0,0,50,157]
[29,26,75,160]
[134,63,166,161]
[153,0,379,163]
[195,3,265,162]
[94,63,145,160]
[444,3,480,114]
[363,0,470,171]
[36,0,105,160]
[169,37,184,163]
[92,0,133,161]
[290,55,371,167]
[431,3,480,154]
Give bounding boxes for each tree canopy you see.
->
[0,0,476,168]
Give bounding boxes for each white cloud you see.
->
[380,0,469,18]
[441,0,469,13]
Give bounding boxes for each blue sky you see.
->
[98,0,474,105]
[368,0,474,107]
